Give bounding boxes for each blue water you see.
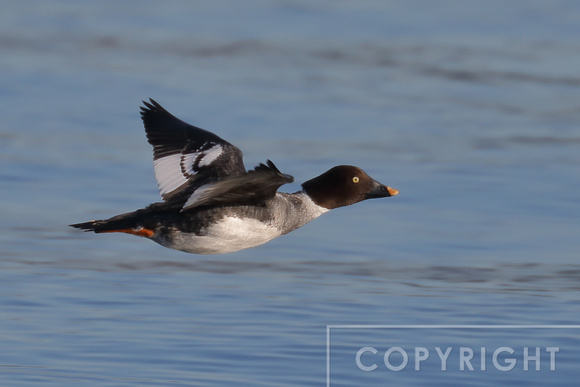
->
[2,1,580,385]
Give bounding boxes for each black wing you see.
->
[140,99,246,201]
[181,160,294,211]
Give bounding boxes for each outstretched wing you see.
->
[141,99,246,201]
[181,160,294,211]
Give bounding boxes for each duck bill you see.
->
[365,179,399,199]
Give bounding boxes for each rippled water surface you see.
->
[2,1,580,386]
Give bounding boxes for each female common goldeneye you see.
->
[71,99,399,254]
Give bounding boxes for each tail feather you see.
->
[70,217,155,238]
[70,210,145,232]
[71,206,170,238]
[70,210,140,233]
[70,219,118,233]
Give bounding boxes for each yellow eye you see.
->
[352,176,360,183]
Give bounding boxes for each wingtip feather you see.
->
[140,98,167,117]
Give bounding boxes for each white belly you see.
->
[154,216,283,255]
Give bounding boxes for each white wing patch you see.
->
[153,143,224,200]
[197,144,222,167]
[153,154,188,198]
[180,182,216,211]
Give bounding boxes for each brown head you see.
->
[301,165,398,210]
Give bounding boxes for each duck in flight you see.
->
[71,99,399,254]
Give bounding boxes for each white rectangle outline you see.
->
[326,325,580,387]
